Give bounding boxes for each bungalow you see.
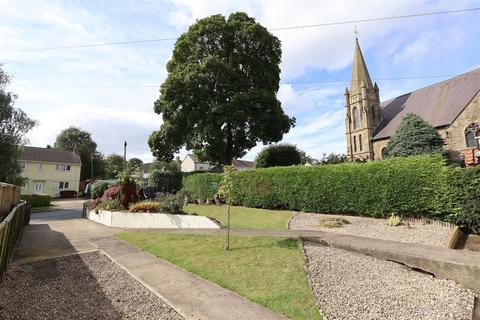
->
[19,146,82,197]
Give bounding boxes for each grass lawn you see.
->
[31,205,54,213]
[118,233,322,320]
[183,204,294,229]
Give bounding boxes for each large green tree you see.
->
[104,154,124,179]
[0,66,36,185]
[54,126,105,179]
[149,12,294,165]
[127,157,143,174]
[385,113,444,157]
[255,143,303,168]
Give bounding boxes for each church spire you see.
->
[350,38,373,94]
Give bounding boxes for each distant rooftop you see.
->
[20,146,82,165]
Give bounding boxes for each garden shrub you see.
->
[96,198,123,211]
[129,200,160,213]
[90,185,121,209]
[158,192,186,214]
[255,143,303,168]
[182,173,223,202]
[21,194,51,207]
[231,155,456,218]
[91,182,110,199]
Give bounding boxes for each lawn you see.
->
[118,233,322,320]
[183,204,294,229]
[31,205,54,213]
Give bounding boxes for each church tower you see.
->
[345,38,381,161]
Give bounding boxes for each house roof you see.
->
[373,68,480,140]
[20,146,82,164]
[232,159,254,169]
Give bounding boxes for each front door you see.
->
[33,182,44,194]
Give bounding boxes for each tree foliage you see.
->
[254,143,303,168]
[150,160,180,173]
[319,152,348,165]
[385,113,444,157]
[149,12,294,165]
[127,157,143,173]
[104,154,124,179]
[54,126,104,179]
[0,66,36,185]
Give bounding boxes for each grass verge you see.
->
[31,205,54,213]
[118,233,322,320]
[184,204,294,229]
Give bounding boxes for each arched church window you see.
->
[352,107,360,129]
[465,123,479,148]
[359,134,363,151]
[353,136,357,152]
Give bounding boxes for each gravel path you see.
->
[290,212,451,247]
[304,241,476,320]
[0,252,183,320]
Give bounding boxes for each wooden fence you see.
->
[0,183,30,281]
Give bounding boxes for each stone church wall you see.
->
[444,91,480,159]
[372,138,389,160]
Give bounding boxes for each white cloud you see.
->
[2,0,480,164]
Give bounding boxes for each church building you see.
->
[344,39,480,165]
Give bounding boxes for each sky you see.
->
[1,0,480,163]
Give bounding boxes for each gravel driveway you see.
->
[304,241,475,320]
[0,252,183,320]
[290,212,451,247]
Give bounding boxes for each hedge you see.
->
[181,156,480,233]
[21,194,51,207]
[182,173,223,202]
[148,171,183,193]
[231,155,456,218]
[452,165,480,234]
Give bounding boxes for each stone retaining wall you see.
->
[87,210,220,229]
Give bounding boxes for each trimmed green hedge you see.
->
[232,155,455,218]
[21,194,51,207]
[182,173,223,202]
[181,156,480,233]
[452,166,480,234]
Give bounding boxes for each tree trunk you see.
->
[224,204,231,250]
[224,123,234,165]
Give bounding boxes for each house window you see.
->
[37,163,43,171]
[20,162,26,170]
[359,134,363,151]
[465,123,480,148]
[56,164,71,171]
[198,166,204,170]
[53,181,70,189]
[353,136,357,152]
[352,107,360,129]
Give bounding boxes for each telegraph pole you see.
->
[123,141,127,171]
[91,154,94,179]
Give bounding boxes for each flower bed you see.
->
[86,209,220,229]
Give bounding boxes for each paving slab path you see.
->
[12,209,287,320]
